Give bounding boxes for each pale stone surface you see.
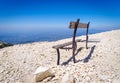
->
[34,66,55,82]
[0,30,120,83]
[34,66,49,75]
[112,78,120,83]
[60,73,75,83]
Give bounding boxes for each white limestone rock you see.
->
[34,66,55,82]
[60,73,75,83]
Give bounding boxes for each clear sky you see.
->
[0,0,120,32]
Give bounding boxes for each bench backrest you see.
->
[69,21,89,29]
[69,19,90,49]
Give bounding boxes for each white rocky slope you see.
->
[0,30,120,83]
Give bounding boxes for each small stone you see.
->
[0,69,4,73]
[60,73,75,83]
[15,82,22,83]
[76,77,83,83]
[85,76,91,81]
[98,74,109,81]
[112,78,120,83]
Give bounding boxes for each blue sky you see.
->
[0,0,120,32]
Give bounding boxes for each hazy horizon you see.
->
[0,0,120,44]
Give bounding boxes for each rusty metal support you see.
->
[56,49,60,65]
[86,22,90,49]
[86,35,88,49]
[72,19,80,63]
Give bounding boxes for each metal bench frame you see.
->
[52,19,90,65]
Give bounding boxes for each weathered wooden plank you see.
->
[81,39,100,43]
[52,39,81,49]
[52,42,72,49]
[69,22,76,28]
[69,22,88,29]
[78,23,88,28]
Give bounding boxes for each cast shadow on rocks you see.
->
[62,45,96,65]
[83,45,96,63]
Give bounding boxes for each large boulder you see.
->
[34,66,55,82]
[0,41,13,48]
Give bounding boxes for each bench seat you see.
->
[52,39,81,49]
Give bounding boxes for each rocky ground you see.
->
[0,30,120,83]
[0,41,13,48]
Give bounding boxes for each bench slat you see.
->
[69,22,88,29]
[52,39,81,49]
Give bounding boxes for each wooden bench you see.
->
[52,19,90,65]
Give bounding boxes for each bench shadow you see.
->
[62,45,96,65]
[83,45,96,63]
[61,47,83,65]
[76,45,96,63]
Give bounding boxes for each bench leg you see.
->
[86,26,89,49]
[56,49,60,65]
[73,48,76,63]
[73,42,76,63]
[86,35,88,49]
